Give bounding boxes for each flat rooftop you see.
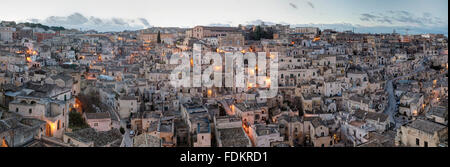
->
[217,128,250,147]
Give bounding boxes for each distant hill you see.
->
[17,22,66,31]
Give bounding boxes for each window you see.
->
[416,138,420,146]
[321,144,325,147]
[94,123,98,127]
[424,141,428,147]
[321,132,324,137]
[16,108,18,113]
[29,109,32,114]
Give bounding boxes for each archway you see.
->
[1,137,9,147]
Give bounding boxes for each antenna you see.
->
[404,28,410,36]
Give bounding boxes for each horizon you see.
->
[0,0,447,35]
[3,18,448,36]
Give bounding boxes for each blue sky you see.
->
[0,0,447,34]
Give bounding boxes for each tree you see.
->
[157,31,161,44]
[248,26,274,41]
[77,91,102,113]
[69,111,89,130]
[120,127,125,134]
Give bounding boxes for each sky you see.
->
[0,0,448,34]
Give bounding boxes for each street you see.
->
[120,119,133,147]
[384,57,428,129]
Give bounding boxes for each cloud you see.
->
[26,13,152,32]
[360,13,393,24]
[207,23,232,27]
[138,18,151,27]
[289,3,298,9]
[306,1,314,8]
[245,19,277,25]
[359,11,446,27]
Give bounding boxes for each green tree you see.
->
[248,26,273,40]
[157,31,161,43]
[69,111,89,130]
[120,127,125,134]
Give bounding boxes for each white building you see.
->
[248,124,284,147]
[0,27,15,42]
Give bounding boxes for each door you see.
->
[136,120,143,133]
[46,123,53,137]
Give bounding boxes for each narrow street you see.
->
[384,57,428,129]
[120,119,133,147]
[384,80,396,125]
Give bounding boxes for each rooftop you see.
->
[85,112,111,120]
[217,128,251,147]
[407,119,447,135]
[254,124,279,136]
[64,128,122,147]
[354,110,388,122]
[120,96,137,100]
[133,133,161,147]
